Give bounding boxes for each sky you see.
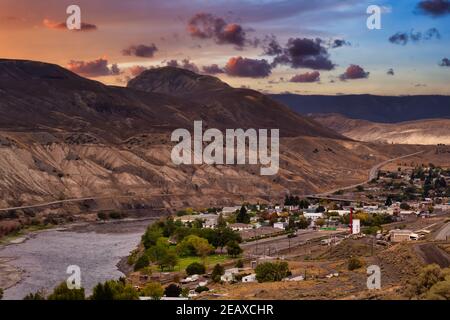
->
[0,0,449,95]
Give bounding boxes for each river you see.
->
[0,218,154,300]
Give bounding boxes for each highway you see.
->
[435,222,450,241]
[0,151,424,213]
[296,150,425,205]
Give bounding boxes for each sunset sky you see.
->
[0,0,449,95]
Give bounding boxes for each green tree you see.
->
[176,235,213,257]
[91,279,138,300]
[211,264,225,282]
[142,226,164,249]
[134,254,150,271]
[141,282,164,300]
[236,206,250,224]
[226,240,243,258]
[186,262,206,275]
[255,262,291,282]
[296,216,309,229]
[23,290,46,300]
[47,282,85,300]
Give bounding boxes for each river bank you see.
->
[0,217,156,300]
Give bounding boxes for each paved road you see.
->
[315,151,425,197]
[435,222,450,241]
[0,151,424,212]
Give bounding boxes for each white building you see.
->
[273,222,287,230]
[242,274,257,283]
[221,268,240,282]
[303,212,323,220]
[221,206,241,215]
[229,223,253,231]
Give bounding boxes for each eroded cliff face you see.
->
[0,59,426,215]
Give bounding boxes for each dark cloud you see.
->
[43,19,97,31]
[272,38,335,70]
[439,58,450,67]
[122,44,158,58]
[330,39,351,48]
[224,56,272,78]
[389,32,409,45]
[389,28,441,45]
[202,64,224,75]
[166,59,200,73]
[339,65,369,81]
[290,71,320,83]
[67,58,120,77]
[187,13,248,48]
[416,0,450,17]
[424,27,441,39]
[387,68,395,76]
[262,35,283,56]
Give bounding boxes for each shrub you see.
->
[348,257,363,271]
[212,264,225,282]
[186,262,206,276]
[164,284,182,297]
[141,282,164,300]
[235,259,244,268]
[195,286,209,293]
[23,290,46,300]
[134,254,150,271]
[97,212,108,220]
[91,279,138,300]
[47,282,85,300]
[108,211,123,219]
[255,262,291,282]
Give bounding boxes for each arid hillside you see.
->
[0,59,430,213]
[311,113,450,145]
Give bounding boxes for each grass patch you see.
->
[0,224,53,245]
[176,254,230,271]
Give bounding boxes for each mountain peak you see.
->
[127,66,230,96]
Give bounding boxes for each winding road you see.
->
[0,151,425,212]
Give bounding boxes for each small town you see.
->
[118,163,450,300]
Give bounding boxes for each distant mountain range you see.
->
[310,113,450,145]
[271,94,450,123]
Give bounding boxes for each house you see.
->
[273,222,287,230]
[242,274,257,283]
[229,223,253,231]
[221,206,241,215]
[389,229,419,242]
[221,268,240,282]
[303,212,323,220]
[176,214,217,224]
[283,275,304,282]
[333,210,351,217]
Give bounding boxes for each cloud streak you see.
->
[122,44,158,58]
[67,58,120,77]
[43,19,97,31]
